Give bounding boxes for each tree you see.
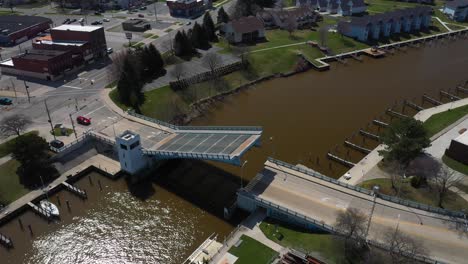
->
[379,118,431,169]
[383,227,426,264]
[174,30,194,57]
[318,26,328,48]
[203,52,222,79]
[191,22,210,49]
[217,7,230,24]
[0,114,32,137]
[229,0,261,19]
[285,15,297,38]
[107,50,128,84]
[335,207,367,240]
[170,63,186,83]
[430,166,462,208]
[12,133,58,188]
[140,44,165,79]
[117,55,144,111]
[203,12,218,42]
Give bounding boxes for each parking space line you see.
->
[204,135,228,154]
[219,134,242,154]
[62,85,82,90]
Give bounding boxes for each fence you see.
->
[169,61,244,90]
[143,149,232,161]
[267,158,465,218]
[127,110,262,132]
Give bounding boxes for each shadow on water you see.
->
[124,158,250,224]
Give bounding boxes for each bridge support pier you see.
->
[116,131,150,175]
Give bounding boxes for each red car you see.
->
[76,116,91,125]
[138,14,144,18]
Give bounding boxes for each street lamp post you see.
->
[269,136,275,158]
[240,160,248,189]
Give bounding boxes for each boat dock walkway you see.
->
[0,232,13,248]
[27,202,53,220]
[62,182,87,199]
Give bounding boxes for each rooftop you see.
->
[454,129,468,146]
[0,15,51,35]
[446,0,468,8]
[229,16,264,34]
[52,24,103,33]
[15,49,68,61]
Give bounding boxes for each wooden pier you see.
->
[386,109,409,119]
[62,182,87,199]
[457,86,468,94]
[344,141,372,154]
[327,152,355,168]
[0,232,13,248]
[404,100,424,111]
[423,94,442,106]
[440,90,461,101]
[359,129,380,141]
[27,202,54,220]
[372,119,389,128]
[350,53,363,61]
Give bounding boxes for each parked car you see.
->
[140,6,147,10]
[70,18,77,23]
[103,18,110,22]
[76,116,91,125]
[106,47,113,54]
[62,18,70,24]
[138,13,144,18]
[186,21,191,25]
[79,18,84,23]
[91,21,100,25]
[94,11,101,15]
[0,97,12,105]
[50,139,64,149]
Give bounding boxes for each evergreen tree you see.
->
[140,44,165,78]
[191,22,210,49]
[148,44,164,75]
[174,31,185,57]
[203,12,217,42]
[117,56,143,107]
[217,7,230,24]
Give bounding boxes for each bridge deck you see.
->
[244,160,468,264]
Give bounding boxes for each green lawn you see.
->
[423,104,468,137]
[443,155,468,176]
[228,235,278,264]
[52,127,74,137]
[259,219,347,263]
[0,159,28,205]
[359,178,468,211]
[365,0,422,13]
[0,131,38,158]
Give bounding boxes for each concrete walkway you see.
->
[0,154,12,166]
[434,16,453,32]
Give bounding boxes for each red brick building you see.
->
[166,0,208,18]
[0,15,51,46]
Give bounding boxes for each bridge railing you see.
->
[238,191,445,264]
[267,158,465,218]
[143,149,232,161]
[127,110,262,132]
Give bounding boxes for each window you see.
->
[120,144,127,150]
[130,141,140,150]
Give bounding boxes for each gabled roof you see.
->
[346,6,432,26]
[445,0,468,9]
[229,16,264,34]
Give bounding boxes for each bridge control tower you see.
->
[116,130,148,174]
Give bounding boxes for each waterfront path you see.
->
[244,159,468,264]
[0,154,120,223]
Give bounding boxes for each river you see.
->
[1,38,467,263]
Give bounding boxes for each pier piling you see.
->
[440,90,461,101]
[18,219,23,230]
[344,141,372,154]
[28,225,33,236]
[359,129,380,141]
[327,152,355,168]
[98,180,103,191]
[422,94,442,106]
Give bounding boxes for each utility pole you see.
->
[69,113,77,139]
[23,80,30,103]
[153,2,157,21]
[240,160,248,189]
[44,99,56,140]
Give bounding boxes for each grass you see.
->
[164,28,173,33]
[0,159,29,205]
[52,127,74,137]
[259,219,347,263]
[0,10,20,15]
[443,155,468,176]
[228,235,278,264]
[150,34,159,39]
[423,104,468,137]
[359,178,468,211]
[106,80,118,88]
[0,131,38,159]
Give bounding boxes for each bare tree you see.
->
[430,165,463,208]
[163,32,175,57]
[202,52,222,79]
[383,227,426,264]
[232,45,251,66]
[335,207,368,240]
[285,15,297,38]
[0,114,32,137]
[107,50,128,84]
[318,26,328,48]
[170,63,186,82]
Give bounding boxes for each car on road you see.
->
[63,18,70,24]
[0,97,12,105]
[79,18,84,23]
[50,139,64,149]
[138,14,144,18]
[103,18,110,22]
[94,11,101,15]
[140,6,147,10]
[70,18,77,23]
[91,21,102,25]
[76,116,91,125]
[107,47,113,54]
[186,21,191,25]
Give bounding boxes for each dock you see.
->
[0,232,13,248]
[404,100,424,111]
[372,119,389,128]
[327,152,355,168]
[423,94,442,106]
[350,53,363,61]
[359,129,380,141]
[62,182,87,199]
[27,202,54,220]
[362,48,385,58]
[457,86,468,94]
[344,141,372,154]
[386,108,409,119]
[440,90,461,101]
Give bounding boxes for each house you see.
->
[337,6,432,42]
[256,6,319,29]
[443,0,468,22]
[297,0,367,16]
[122,19,151,32]
[222,16,265,44]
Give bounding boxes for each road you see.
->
[246,160,468,264]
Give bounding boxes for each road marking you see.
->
[83,105,106,116]
[62,85,83,90]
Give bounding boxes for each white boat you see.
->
[40,200,60,217]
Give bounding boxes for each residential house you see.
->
[396,0,433,4]
[443,0,468,22]
[296,0,367,16]
[256,6,319,29]
[337,6,432,42]
[222,16,265,44]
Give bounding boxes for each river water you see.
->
[1,38,467,263]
